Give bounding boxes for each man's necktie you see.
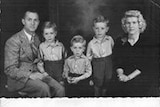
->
[30,36,38,60]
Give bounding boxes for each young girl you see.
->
[87,15,114,96]
[38,21,66,86]
[63,35,92,97]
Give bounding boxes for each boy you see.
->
[38,21,66,84]
[87,15,114,96]
[37,21,66,96]
[63,35,92,97]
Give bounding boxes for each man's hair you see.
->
[93,15,109,26]
[70,35,86,46]
[22,8,39,19]
[42,21,57,32]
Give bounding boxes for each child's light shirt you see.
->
[87,35,114,60]
[63,54,92,79]
[39,40,65,61]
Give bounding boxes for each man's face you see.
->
[22,11,39,34]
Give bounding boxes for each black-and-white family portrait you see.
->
[0,0,160,98]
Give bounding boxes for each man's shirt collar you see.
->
[23,29,34,41]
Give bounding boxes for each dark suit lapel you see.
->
[19,30,33,61]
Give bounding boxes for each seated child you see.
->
[63,35,92,97]
[38,21,66,86]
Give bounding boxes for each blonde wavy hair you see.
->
[121,10,147,33]
[70,35,86,47]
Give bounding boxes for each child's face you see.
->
[93,22,109,39]
[71,42,85,57]
[43,28,57,43]
[125,17,140,35]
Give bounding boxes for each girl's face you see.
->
[71,42,85,58]
[93,22,108,39]
[125,17,140,35]
[43,28,57,43]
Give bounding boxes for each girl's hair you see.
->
[70,35,86,46]
[93,15,109,26]
[42,21,57,32]
[121,10,147,33]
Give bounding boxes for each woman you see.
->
[111,10,152,97]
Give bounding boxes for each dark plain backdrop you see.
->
[0,0,160,97]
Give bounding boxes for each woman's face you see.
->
[125,17,140,35]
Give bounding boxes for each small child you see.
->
[38,21,66,85]
[63,35,92,97]
[86,15,114,96]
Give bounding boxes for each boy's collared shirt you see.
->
[39,40,65,61]
[87,35,114,60]
[63,54,92,79]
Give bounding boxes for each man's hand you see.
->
[59,81,65,86]
[42,72,48,77]
[29,72,45,80]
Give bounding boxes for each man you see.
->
[4,9,65,97]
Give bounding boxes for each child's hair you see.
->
[93,15,109,26]
[121,10,146,33]
[42,21,57,32]
[70,35,86,47]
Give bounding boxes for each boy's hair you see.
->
[93,15,109,26]
[42,21,57,32]
[121,10,146,33]
[70,35,86,47]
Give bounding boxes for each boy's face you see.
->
[125,17,140,35]
[93,22,108,39]
[43,28,57,43]
[22,11,39,34]
[71,42,85,57]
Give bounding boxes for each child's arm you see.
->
[86,42,93,60]
[63,59,73,84]
[62,59,69,79]
[37,45,48,76]
[37,60,48,77]
[71,58,92,83]
[61,43,67,59]
[63,60,74,84]
[110,36,114,48]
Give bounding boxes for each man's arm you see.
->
[4,37,31,79]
